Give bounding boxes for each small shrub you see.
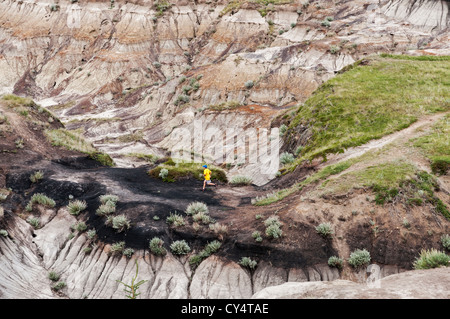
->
[186,201,208,215]
[280,152,294,165]
[279,124,288,136]
[100,194,119,205]
[315,222,334,238]
[27,193,56,210]
[170,240,191,255]
[26,216,40,228]
[264,215,281,228]
[123,248,135,258]
[15,138,24,149]
[106,215,131,233]
[239,257,257,269]
[329,45,341,54]
[175,94,190,106]
[30,170,44,183]
[149,237,167,256]
[166,212,185,227]
[295,145,304,156]
[321,19,331,27]
[72,221,87,232]
[328,256,344,269]
[67,200,87,215]
[413,249,450,269]
[193,211,214,225]
[48,271,60,281]
[252,231,262,242]
[402,218,411,229]
[209,222,228,239]
[230,175,253,186]
[159,168,169,180]
[0,229,8,237]
[87,229,96,240]
[52,282,66,291]
[348,249,371,268]
[110,241,125,255]
[441,234,450,250]
[244,80,254,89]
[96,201,116,216]
[265,224,283,239]
[189,240,221,268]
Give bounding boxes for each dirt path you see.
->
[320,111,449,169]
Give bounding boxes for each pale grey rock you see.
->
[252,267,450,299]
[190,256,253,299]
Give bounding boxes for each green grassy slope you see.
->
[283,54,450,169]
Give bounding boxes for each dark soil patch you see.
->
[4,155,335,269]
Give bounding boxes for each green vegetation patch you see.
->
[44,128,114,166]
[413,249,450,270]
[324,161,449,220]
[412,114,450,175]
[285,55,450,168]
[148,159,227,183]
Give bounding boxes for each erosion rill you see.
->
[0,0,449,299]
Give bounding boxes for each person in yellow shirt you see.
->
[202,165,216,191]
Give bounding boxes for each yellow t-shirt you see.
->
[204,168,211,181]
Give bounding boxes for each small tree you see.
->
[116,260,147,299]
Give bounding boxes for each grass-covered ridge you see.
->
[284,55,450,169]
[148,158,228,183]
[412,114,449,175]
[45,128,114,167]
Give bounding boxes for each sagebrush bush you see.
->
[166,212,185,227]
[87,229,96,240]
[280,152,295,165]
[48,271,60,282]
[230,175,253,186]
[52,282,66,291]
[265,224,282,239]
[26,216,40,228]
[209,222,228,239]
[100,194,118,205]
[149,237,167,256]
[67,200,87,215]
[170,240,191,255]
[239,257,257,269]
[186,201,208,215]
[123,248,134,258]
[110,241,125,255]
[0,229,8,237]
[264,215,281,228]
[27,193,56,211]
[159,168,169,179]
[106,215,131,232]
[441,234,450,250]
[244,80,254,89]
[72,221,87,232]
[193,211,214,225]
[328,256,344,269]
[96,201,116,216]
[348,249,371,268]
[413,249,450,269]
[189,240,221,268]
[315,222,334,238]
[30,170,44,183]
